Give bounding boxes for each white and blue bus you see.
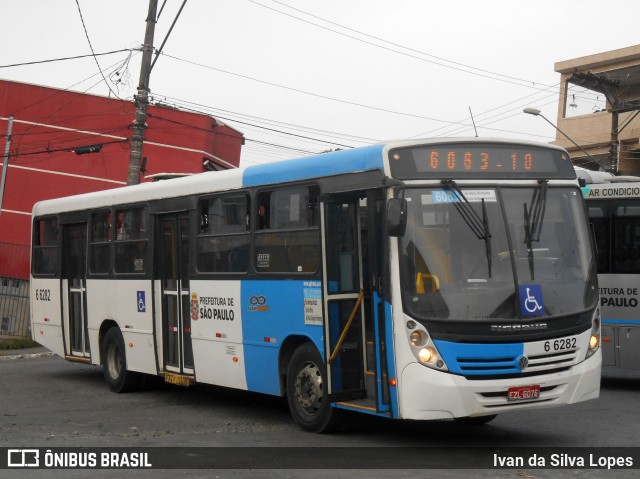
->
[580,171,640,371]
[31,138,601,432]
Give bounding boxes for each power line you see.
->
[8,139,129,159]
[429,84,605,142]
[246,138,316,155]
[246,1,609,142]
[151,97,361,155]
[149,0,189,73]
[153,84,551,163]
[146,112,319,155]
[417,85,560,136]
[161,52,571,143]
[154,94,379,144]
[6,54,138,141]
[161,52,470,128]
[155,110,353,149]
[74,0,120,98]
[259,1,604,108]
[0,49,134,69]
[249,0,553,91]
[2,4,553,154]
[422,91,561,139]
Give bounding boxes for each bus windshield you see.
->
[400,186,597,321]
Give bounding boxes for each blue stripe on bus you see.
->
[381,300,399,418]
[242,144,386,188]
[602,319,640,325]
[434,340,524,376]
[241,280,324,396]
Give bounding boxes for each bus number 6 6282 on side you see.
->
[35,289,51,301]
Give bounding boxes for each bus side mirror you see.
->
[387,198,407,237]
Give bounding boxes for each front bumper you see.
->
[398,349,601,420]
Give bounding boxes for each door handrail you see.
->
[328,289,364,364]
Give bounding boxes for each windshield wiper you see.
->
[523,180,548,280]
[443,180,492,277]
[482,197,492,277]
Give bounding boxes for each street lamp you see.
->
[523,107,600,167]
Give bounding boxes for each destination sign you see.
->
[389,143,576,180]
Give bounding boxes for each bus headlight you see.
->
[586,312,600,358]
[410,330,427,347]
[418,347,437,364]
[405,316,448,371]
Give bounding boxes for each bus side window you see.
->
[196,194,250,273]
[90,210,111,274]
[114,207,148,274]
[258,203,269,230]
[254,187,320,274]
[612,205,640,274]
[32,217,59,276]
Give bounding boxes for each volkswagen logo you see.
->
[517,355,529,370]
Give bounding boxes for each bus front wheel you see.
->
[286,343,339,433]
[101,327,141,393]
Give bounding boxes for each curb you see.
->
[0,348,54,361]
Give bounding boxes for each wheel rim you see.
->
[294,361,323,414]
[106,341,123,380]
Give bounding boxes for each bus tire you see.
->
[286,343,339,433]
[101,327,141,393]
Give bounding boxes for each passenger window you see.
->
[197,195,250,273]
[255,186,320,274]
[90,210,111,274]
[32,217,59,275]
[612,205,640,274]
[114,207,148,274]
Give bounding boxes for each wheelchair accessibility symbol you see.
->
[137,291,146,313]
[519,284,544,317]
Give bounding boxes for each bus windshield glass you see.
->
[399,186,597,321]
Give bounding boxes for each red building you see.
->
[0,79,244,280]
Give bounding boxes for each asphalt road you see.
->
[1,352,640,478]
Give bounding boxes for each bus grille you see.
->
[446,348,578,378]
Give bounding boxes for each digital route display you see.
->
[389,143,576,180]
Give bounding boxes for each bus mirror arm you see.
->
[383,177,405,189]
[387,197,407,237]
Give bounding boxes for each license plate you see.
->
[507,385,541,401]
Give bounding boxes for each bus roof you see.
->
[243,144,385,187]
[31,138,568,216]
[31,143,387,216]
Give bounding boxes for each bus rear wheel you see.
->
[286,343,339,433]
[102,327,141,393]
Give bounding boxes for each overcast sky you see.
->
[2,0,638,167]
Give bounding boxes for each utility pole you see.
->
[0,116,14,214]
[568,72,625,174]
[609,110,619,174]
[127,0,158,186]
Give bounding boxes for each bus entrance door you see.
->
[157,212,194,378]
[62,223,90,360]
[364,192,391,414]
[321,199,367,402]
